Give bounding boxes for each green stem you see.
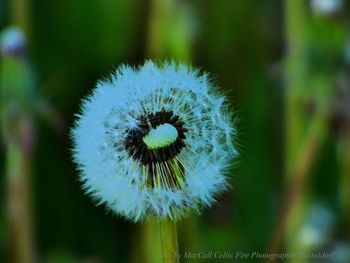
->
[285,0,308,175]
[143,219,162,263]
[160,219,180,263]
[147,0,192,61]
[5,119,34,263]
[268,115,326,257]
[11,0,29,33]
[338,137,350,237]
[268,1,334,259]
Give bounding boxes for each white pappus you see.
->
[71,61,238,222]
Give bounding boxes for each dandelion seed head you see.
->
[0,26,26,57]
[310,0,342,15]
[71,61,238,222]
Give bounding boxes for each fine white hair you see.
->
[71,61,238,222]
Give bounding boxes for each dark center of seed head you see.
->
[124,111,187,165]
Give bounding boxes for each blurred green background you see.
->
[1,0,350,262]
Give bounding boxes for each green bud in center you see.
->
[143,123,178,150]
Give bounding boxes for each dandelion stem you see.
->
[160,219,180,263]
[338,137,350,236]
[1,22,35,263]
[268,114,327,256]
[11,0,30,33]
[142,218,162,263]
[268,0,335,259]
[7,144,33,263]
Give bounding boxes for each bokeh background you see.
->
[1,0,350,262]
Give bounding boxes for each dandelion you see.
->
[0,26,26,57]
[71,61,237,222]
[310,0,342,15]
